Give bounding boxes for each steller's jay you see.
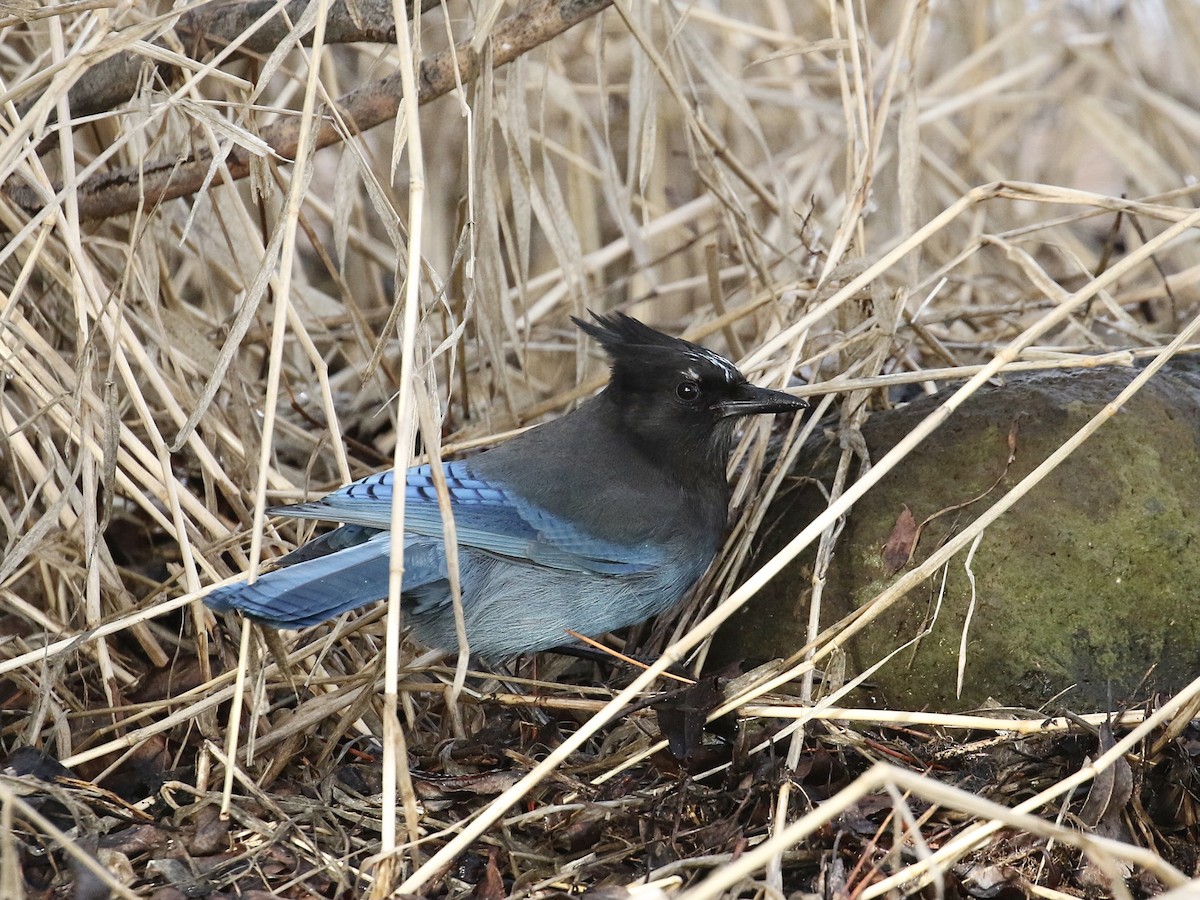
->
[205,312,808,657]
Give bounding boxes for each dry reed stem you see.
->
[679,758,1193,900]
[2,0,1200,895]
[2,0,615,220]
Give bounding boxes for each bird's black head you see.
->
[573,311,809,481]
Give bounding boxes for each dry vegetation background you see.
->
[1,0,1200,897]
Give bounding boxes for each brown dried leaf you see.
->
[1079,722,1133,836]
[882,504,919,575]
[468,848,505,900]
[553,809,606,853]
[187,804,231,857]
[655,675,722,761]
[99,824,170,857]
[413,770,524,800]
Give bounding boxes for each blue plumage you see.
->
[205,312,808,657]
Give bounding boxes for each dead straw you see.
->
[2,0,1200,895]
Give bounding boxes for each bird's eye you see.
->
[675,381,701,402]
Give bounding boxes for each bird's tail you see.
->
[206,536,392,628]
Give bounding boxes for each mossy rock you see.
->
[716,361,1200,712]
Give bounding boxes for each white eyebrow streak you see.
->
[688,348,741,382]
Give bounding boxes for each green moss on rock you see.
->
[716,361,1200,712]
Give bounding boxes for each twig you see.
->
[5,0,614,220]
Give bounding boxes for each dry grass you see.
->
[2,0,1200,896]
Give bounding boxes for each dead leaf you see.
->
[553,809,606,853]
[468,848,505,900]
[882,505,918,575]
[413,770,523,800]
[1007,418,1020,463]
[1079,721,1133,837]
[187,804,231,857]
[655,676,722,761]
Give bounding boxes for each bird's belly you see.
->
[405,548,710,658]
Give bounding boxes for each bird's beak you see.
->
[718,383,810,419]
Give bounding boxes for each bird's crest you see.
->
[572,311,742,384]
[572,311,688,353]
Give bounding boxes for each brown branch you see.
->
[19,0,439,122]
[7,0,613,221]
[179,0,413,49]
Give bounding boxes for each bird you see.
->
[205,312,808,658]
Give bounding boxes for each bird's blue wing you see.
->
[206,531,447,628]
[270,461,661,575]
